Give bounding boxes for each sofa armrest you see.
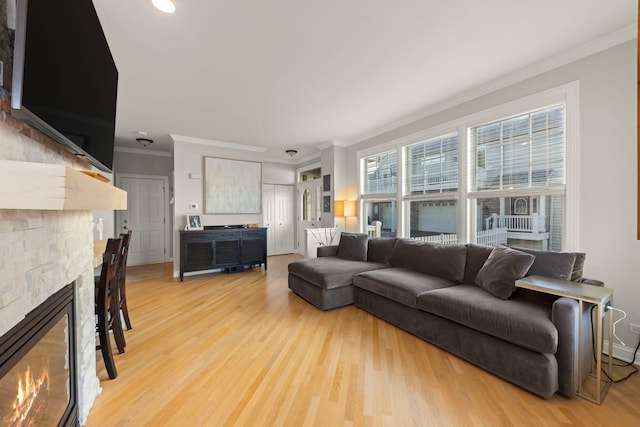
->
[552,297,593,397]
[317,245,338,257]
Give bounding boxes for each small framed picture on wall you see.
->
[323,174,331,192]
[323,196,331,213]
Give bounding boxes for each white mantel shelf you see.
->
[0,160,127,210]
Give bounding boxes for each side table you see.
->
[515,275,614,404]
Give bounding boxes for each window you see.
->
[299,167,321,182]
[470,104,566,251]
[363,200,397,237]
[471,105,565,192]
[513,198,528,215]
[403,133,459,241]
[357,83,576,251]
[361,149,398,236]
[407,199,457,241]
[405,133,458,195]
[364,150,397,194]
[302,188,312,221]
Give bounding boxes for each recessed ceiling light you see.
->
[152,0,175,14]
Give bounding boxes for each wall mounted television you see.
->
[11,0,118,172]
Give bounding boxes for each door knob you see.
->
[123,226,129,230]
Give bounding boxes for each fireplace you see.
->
[0,283,78,427]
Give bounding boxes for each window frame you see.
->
[463,82,579,249]
[356,81,579,250]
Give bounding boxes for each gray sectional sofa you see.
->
[287,234,595,399]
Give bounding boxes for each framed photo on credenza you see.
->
[186,214,203,230]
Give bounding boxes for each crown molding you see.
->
[114,146,172,157]
[343,24,636,147]
[317,139,348,150]
[171,134,266,152]
[296,152,322,164]
[261,151,321,165]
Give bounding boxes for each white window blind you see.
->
[405,133,458,195]
[471,104,565,192]
[363,150,397,194]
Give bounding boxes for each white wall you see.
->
[343,40,639,360]
[114,148,174,177]
[318,145,358,231]
[263,161,296,185]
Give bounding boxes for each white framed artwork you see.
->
[204,157,262,214]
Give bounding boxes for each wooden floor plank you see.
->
[85,255,640,426]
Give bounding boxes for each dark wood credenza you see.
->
[179,227,267,281]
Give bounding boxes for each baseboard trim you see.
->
[603,339,640,366]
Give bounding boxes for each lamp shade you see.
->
[336,200,357,217]
[343,200,357,218]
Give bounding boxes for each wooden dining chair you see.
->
[95,237,124,379]
[117,231,133,330]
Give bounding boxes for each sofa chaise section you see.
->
[287,237,394,310]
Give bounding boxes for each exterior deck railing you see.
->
[412,227,508,246]
[485,213,546,233]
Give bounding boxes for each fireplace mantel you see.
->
[0,160,127,210]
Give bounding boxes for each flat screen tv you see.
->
[11,0,118,172]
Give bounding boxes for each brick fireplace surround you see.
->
[0,90,103,424]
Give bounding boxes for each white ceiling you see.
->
[93,0,637,162]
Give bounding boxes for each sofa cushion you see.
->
[463,243,494,284]
[416,284,557,354]
[474,245,535,299]
[388,239,467,283]
[353,268,458,308]
[515,247,577,281]
[288,257,387,289]
[367,238,397,264]
[337,233,368,261]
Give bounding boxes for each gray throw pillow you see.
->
[336,232,368,261]
[367,238,397,264]
[516,247,577,281]
[463,243,494,284]
[475,245,535,299]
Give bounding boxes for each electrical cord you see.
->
[590,305,639,383]
[609,306,627,346]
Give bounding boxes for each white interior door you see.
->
[263,184,295,256]
[116,175,167,266]
[274,185,294,254]
[263,184,276,256]
[297,179,322,251]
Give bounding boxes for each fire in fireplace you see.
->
[0,283,78,426]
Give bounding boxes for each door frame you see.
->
[115,173,172,263]
[296,178,322,254]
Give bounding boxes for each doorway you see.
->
[115,174,171,266]
[297,178,322,251]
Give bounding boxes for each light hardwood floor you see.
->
[86,254,640,426]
